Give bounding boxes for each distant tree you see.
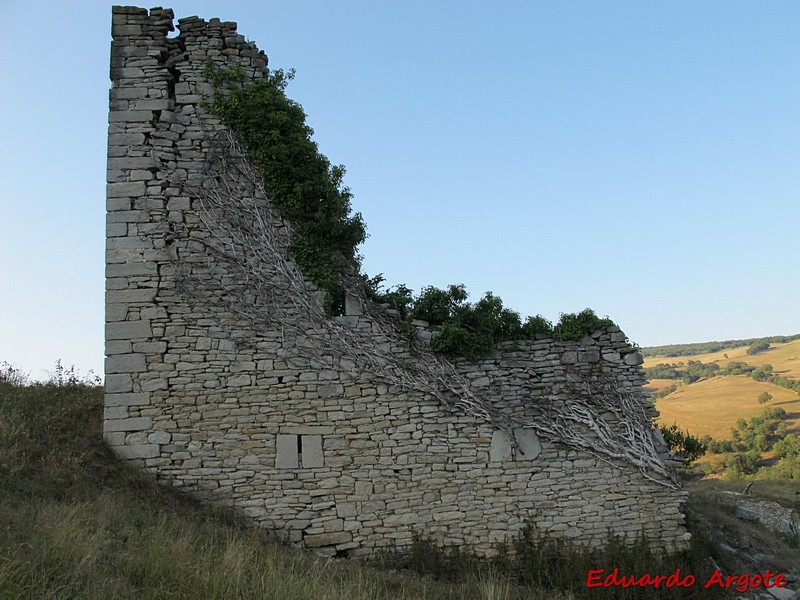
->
[724,450,761,476]
[758,391,773,405]
[747,340,770,355]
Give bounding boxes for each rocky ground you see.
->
[687,480,800,599]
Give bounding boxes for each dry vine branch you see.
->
[161,123,677,488]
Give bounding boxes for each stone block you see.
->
[106,289,156,303]
[106,222,127,237]
[384,512,418,526]
[114,444,160,460]
[106,262,156,277]
[282,426,334,435]
[514,428,541,460]
[106,320,152,340]
[129,169,154,181]
[105,416,152,432]
[303,532,351,548]
[108,110,154,123]
[301,435,324,468]
[105,339,132,354]
[344,293,362,316]
[490,430,512,462]
[140,376,168,392]
[103,431,126,446]
[107,157,157,170]
[148,431,171,444]
[227,374,251,387]
[276,434,298,468]
[337,502,358,518]
[105,353,147,374]
[624,353,644,366]
[134,98,174,111]
[106,210,149,224]
[107,181,146,198]
[105,392,149,407]
[578,350,600,363]
[104,405,129,420]
[107,198,131,211]
[105,373,133,393]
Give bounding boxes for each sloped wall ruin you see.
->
[105,6,690,557]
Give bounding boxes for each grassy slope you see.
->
[0,377,745,599]
[655,377,800,439]
[0,381,550,600]
[644,340,800,439]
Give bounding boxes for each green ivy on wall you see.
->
[203,63,366,314]
[204,62,621,359]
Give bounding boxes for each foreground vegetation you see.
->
[1,362,763,599]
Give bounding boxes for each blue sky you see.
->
[1,1,798,380]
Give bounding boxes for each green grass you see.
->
[0,365,742,599]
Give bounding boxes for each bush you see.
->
[746,340,770,355]
[657,423,707,464]
[552,309,614,341]
[204,64,366,313]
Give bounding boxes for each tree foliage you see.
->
[746,340,771,355]
[366,280,619,361]
[657,423,707,465]
[204,64,367,313]
[204,63,623,348]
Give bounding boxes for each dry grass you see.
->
[1,378,571,600]
[655,376,800,439]
[0,371,736,600]
[643,378,680,395]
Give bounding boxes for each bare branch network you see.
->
[159,124,676,489]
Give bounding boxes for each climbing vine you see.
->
[203,63,366,314]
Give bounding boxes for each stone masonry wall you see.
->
[106,6,690,557]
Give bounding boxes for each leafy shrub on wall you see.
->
[204,64,366,313]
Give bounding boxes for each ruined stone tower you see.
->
[106,6,689,557]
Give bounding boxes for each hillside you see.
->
[654,376,800,440]
[645,338,800,440]
[644,337,800,483]
[0,371,526,600]
[644,338,800,379]
[5,364,798,599]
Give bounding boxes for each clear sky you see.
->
[1,1,798,381]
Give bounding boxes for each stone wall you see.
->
[106,5,690,557]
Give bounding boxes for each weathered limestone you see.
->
[105,5,689,558]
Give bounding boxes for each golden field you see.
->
[654,376,800,440]
[645,339,800,441]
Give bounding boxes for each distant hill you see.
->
[644,338,800,439]
[641,333,800,359]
